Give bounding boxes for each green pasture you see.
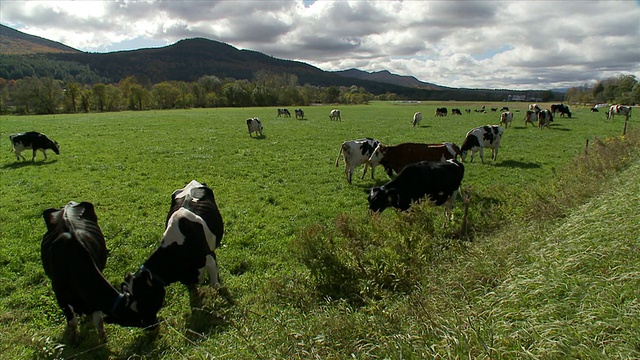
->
[0,102,638,359]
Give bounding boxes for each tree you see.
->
[64,81,81,113]
[130,84,149,110]
[92,83,107,112]
[151,82,180,109]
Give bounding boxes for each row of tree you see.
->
[0,71,386,115]
[562,74,639,106]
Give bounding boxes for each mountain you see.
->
[0,24,80,54]
[333,69,447,90]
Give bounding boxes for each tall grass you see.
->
[0,103,638,359]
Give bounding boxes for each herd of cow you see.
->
[7,101,633,343]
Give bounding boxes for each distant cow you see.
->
[499,106,510,112]
[551,103,572,118]
[412,112,422,127]
[524,110,536,127]
[460,125,504,163]
[368,142,461,177]
[367,159,465,222]
[538,109,553,129]
[294,109,305,119]
[607,105,632,121]
[246,118,263,137]
[465,109,471,114]
[590,107,599,112]
[435,107,448,116]
[529,104,541,113]
[329,109,341,121]
[9,131,60,161]
[121,180,229,326]
[335,138,381,184]
[277,108,291,117]
[42,201,145,343]
[451,108,462,115]
[500,111,514,128]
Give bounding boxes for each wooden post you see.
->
[623,117,628,136]
[585,139,589,155]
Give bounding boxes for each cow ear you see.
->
[42,208,59,230]
[140,269,154,286]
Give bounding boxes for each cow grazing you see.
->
[551,103,572,118]
[368,142,461,177]
[246,118,263,137]
[335,138,381,184]
[529,104,541,113]
[121,180,228,325]
[9,131,60,161]
[42,201,145,343]
[499,106,510,112]
[435,107,448,116]
[329,109,341,121]
[460,125,504,163]
[277,108,291,117]
[465,109,471,114]
[524,110,536,127]
[412,112,422,127]
[607,105,632,121]
[538,109,553,129]
[367,159,465,223]
[451,108,462,115]
[294,109,305,119]
[591,107,599,112]
[500,111,514,128]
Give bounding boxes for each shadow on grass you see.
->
[2,159,58,169]
[251,134,267,140]
[493,160,542,169]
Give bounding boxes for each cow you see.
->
[607,105,632,121]
[529,104,541,113]
[490,108,498,112]
[121,180,229,326]
[9,131,60,161]
[551,103,572,118]
[294,109,305,119]
[435,107,447,116]
[41,201,145,343]
[246,118,263,137]
[524,110,536,127]
[460,125,504,163]
[368,142,461,178]
[329,109,341,121]
[538,109,553,129]
[500,111,514,128]
[335,138,381,184]
[412,112,422,127]
[277,108,291,117]
[590,107,599,112]
[367,159,465,224]
[451,108,462,115]
[465,109,471,114]
[499,106,510,112]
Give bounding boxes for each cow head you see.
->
[120,268,166,328]
[368,144,386,167]
[367,186,398,213]
[103,293,148,328]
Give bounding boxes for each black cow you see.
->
[451,108,462,115]
[435,107,448,116]
[551,103,572,118]
[121,180,229,324]
[42,201,145,343]
[368,160,464,217]
[10,131,60,161]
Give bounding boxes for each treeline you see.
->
[0,71,384,115]
[563,74,639,105]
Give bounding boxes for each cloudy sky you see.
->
[2,0,639,90]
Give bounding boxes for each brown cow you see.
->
[368,142,460,177]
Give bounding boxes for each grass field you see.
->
[1,102,638,359]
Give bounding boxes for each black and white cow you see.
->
[435,107,448,116]
[247,118,263,137]
[451,108,462,115]
[524,110,536,127]
[9,131,60,161]
[607,105,632,121]
[277,108,291,117]
[460,125,504,163]
[551,103,571,118]
[294,109,305,119]
[335,138,381,184]
[367,159,465,220]
[329,109,341,121]
[412,112,422,127]
[42,201,145,343]
[121,180,228,324]
[538,109,554,129]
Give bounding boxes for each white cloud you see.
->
[1,0,638,90]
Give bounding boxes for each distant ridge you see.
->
[0,23,80,54]
[333,69,447,90]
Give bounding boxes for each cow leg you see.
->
[32,149,38,161]
[492,148,499,161]
[92,311,107,342]
[346,165,353,184]
[61,304,79,343]
[205,254,234,304]
[361,163,369,179]
[42,149,48,160]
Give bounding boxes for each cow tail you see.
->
[335,144,344,166]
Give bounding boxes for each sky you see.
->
[1,0,639,90]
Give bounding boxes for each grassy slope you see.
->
[0,103,638,358]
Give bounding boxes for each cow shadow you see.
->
[493,160,541,169]
[251,134,267,140]
[549,124,571,131]
[2,159,58,169]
